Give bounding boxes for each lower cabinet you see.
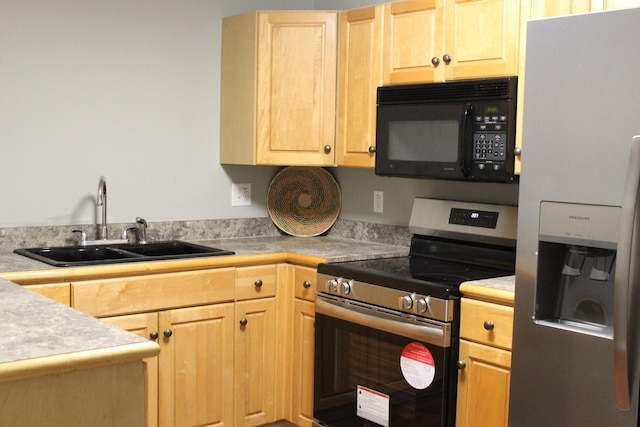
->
[291,265,317,427]
[456,339,511,427]
[235,297,278,426]
[456,297,513,427]
[51,261,317,427]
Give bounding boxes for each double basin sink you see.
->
[14,241,235,267]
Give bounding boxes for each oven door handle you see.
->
[316,297,449,347]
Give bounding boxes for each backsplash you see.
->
[0,218,410,252]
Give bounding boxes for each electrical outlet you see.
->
[373,190,383,213]
[231,183,251,206]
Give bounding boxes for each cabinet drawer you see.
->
[236,265,277,300]
[460,298,513,350]
[25,283,71,306]
[72,268,235,317]
[294,266,317,302]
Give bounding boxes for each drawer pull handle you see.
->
[457,360,467,370]
[163,329,173,338]
[150,331,159,340]
[483,320,495,331]
[303,280,312,289]
[254,279,263,288]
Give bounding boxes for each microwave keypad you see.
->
[474,115,507,161]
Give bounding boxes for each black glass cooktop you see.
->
[317,237,515,298]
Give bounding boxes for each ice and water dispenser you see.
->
[534,202,621,337]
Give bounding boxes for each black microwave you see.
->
[375,76,518,183]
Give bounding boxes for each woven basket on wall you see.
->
[267,166,341,237]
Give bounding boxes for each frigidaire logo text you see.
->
[568,215,590,221]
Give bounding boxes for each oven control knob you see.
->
[340,281,352,295]
[328,278,339,293]
[415,297,430,313]
[401,295,413,310]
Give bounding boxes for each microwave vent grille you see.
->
[377,77,517,105]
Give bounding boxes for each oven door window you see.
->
[314,312,451,427]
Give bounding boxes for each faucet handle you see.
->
[71,229,87,246]
[135,217,148,243]
[122,227,138,243]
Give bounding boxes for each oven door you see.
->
[313,294,456,427]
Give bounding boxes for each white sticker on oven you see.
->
[400,342,435,389]
[356,385,390,427]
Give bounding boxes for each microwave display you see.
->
[375,77,518,183]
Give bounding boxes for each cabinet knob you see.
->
[514,147,522,157]
[442,54,452,64]
[431,56,440,66]
[303,280,312,289]
[324,145,332,154]
[457,360,467,370]
[150,331,159,340]
[239,318,248,327]
[254,279,263,288]
[163,329,173,338]
[483,320,495,331]
[368,146,376,154]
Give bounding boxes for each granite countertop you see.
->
[0,235,408,379]
[0,277,158,382]
[0,235,410,273]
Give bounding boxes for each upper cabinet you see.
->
[336,5,384,168]
[382,0,521,84]
[220,11,337,166]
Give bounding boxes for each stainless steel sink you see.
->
[14,241,235,267]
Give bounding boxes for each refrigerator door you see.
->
[614,135,640,410]
[510,8,640,427]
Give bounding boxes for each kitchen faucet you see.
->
[97,176,107,240]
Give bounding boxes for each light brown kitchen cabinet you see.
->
[336,5,384,167]
[235,297,278,426]
[102,312,161,427]
[383,0,520,85]
[456,297,514,427]
[73,267,237,427]
[220,11,337,166]
[159,303,235,427]
[24,282,70,306]
[291,265,317,427]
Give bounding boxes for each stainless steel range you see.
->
[313,198,517,427]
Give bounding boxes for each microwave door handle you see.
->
[614,134,640,410]
[461,103,474,176]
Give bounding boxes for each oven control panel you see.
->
[318,273,455,323]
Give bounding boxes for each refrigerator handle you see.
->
[614,134,640,410]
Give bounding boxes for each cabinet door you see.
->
[102,312,160,427]
[158,303,235,427]
[292,299,315,427]
[256,12,337,166]
[235,297,277,426]
[456,339,511,427]
[444,0,519,80]
[383,0,445,84]
[336,5,383,167]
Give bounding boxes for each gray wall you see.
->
[0,0,517,230]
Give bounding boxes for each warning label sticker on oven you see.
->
[357,385,390,427]
[400,342,435,389]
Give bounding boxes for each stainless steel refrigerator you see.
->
[510,8,640,426]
